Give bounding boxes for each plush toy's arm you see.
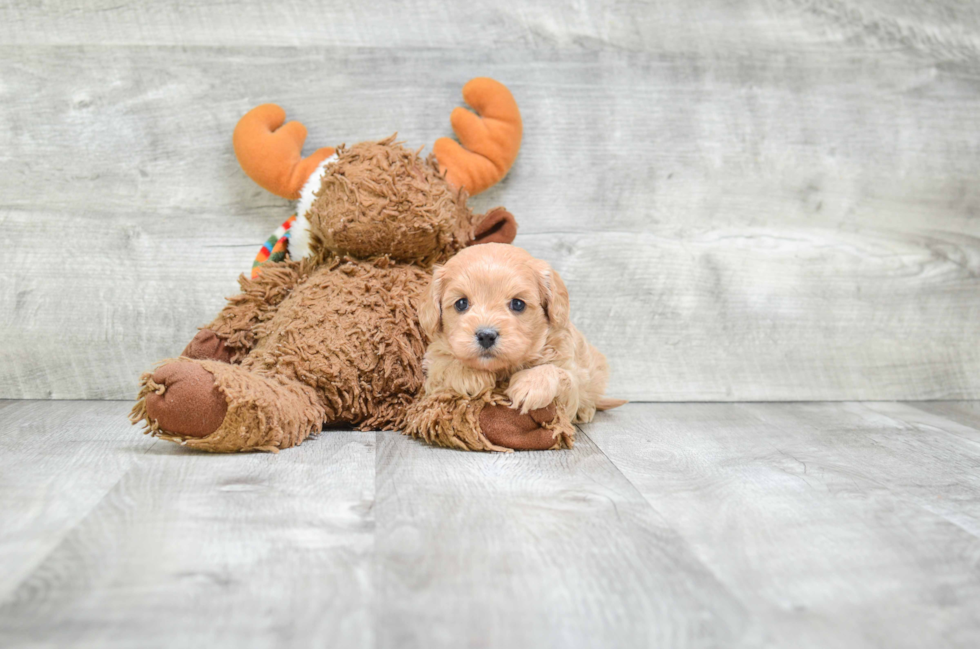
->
[187,260,308,364]
[402,390,574,452]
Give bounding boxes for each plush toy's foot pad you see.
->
[144,363,227,438]
[480,403,559,450]
[181,329,234,363]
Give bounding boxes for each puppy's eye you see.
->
[454,298,469,313]
[509,298,526,313]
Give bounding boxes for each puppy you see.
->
[418,243,625,423]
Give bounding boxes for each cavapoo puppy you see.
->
[418,243,625,423]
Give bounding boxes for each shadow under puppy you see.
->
[413,243,625,449]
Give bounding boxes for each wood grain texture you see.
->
[584,402,980,648]
[2,0,978,66]
[2,1,980,400]
[374,429,747,648]
[908,401,980,431]
[5,400,980,647]
[0,401,149,598]
[0,401,376,649]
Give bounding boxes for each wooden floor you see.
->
[0,401,978,648]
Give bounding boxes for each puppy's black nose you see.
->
[475,328,499,350]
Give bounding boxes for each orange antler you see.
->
[434,78,523,196]
[232,104,335,200]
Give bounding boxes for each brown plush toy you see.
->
[130,78,572,453]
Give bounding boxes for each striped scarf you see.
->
[251,214,297,278]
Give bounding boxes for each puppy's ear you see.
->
[467,207,517,246]
[533,261,570,330]
[418,265,446,339]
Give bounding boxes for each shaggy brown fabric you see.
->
[402,390,574,452]
[131,138,558,453]
[181,329,234,363]
[240,256,430,431]
[208,261,310,362]
[307,138,477,266]
[133,357,325,453]
[132,255,430,451]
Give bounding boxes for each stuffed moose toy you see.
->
[131,78,574,453]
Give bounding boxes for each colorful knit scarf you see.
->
[251,214,297,278]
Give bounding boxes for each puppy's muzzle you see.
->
[475,327,499,350]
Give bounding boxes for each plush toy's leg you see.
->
[204,261,309,363]
[403,392,574,452]
[479,403,569,451]
[181,329,235,363]
[131,358,326,453]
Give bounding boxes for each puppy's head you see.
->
[419,243,569,373]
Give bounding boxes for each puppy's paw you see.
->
[506,366,564,414]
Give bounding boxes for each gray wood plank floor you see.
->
[2,400,979,648]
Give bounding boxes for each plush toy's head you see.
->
[303,138,491,265]
[233,78,522,267]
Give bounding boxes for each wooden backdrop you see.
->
[2,0,979,401]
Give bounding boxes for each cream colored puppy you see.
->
[418,243,625,423]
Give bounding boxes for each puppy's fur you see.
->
[418,243,625,423]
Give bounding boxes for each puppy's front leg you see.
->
[506,364,570,414]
